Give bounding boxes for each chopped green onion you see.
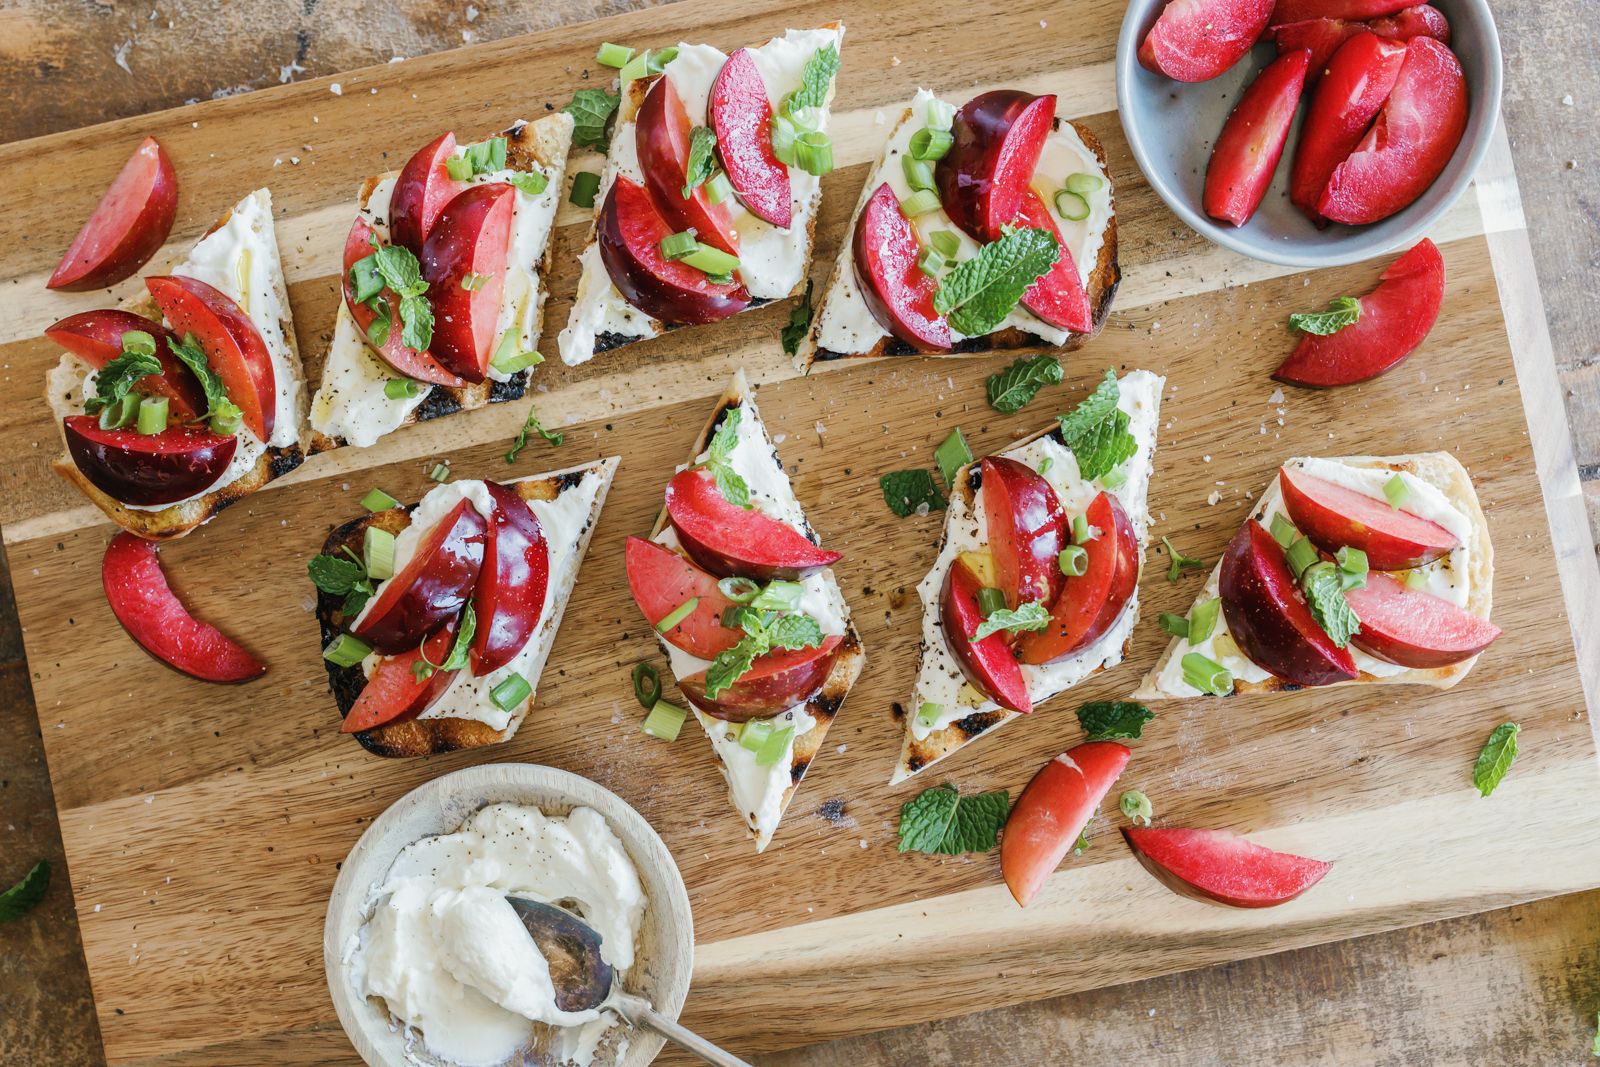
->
[717,576,761,604]
[1072,512,1091,544]
[916,701,944,730]
[1269,513,1299,549]
[631,662,662,709]
[902,154,935,192]
[899,188,942,217]
[1405,569,1429,590]
[492,347,544,374]
[1039,457,1053,475]
[654,596,699,634]
[926,98,956,130]
[917,246,944,276]
[1384,473,1410,509]
[770,114,798,166]
[362,487,401,512]
[705,271,735,286]
[706,171,734,205]
[1188,597,1221,644]
[739,719,775,753]
[934,427,973,488]
[1053,188,1090,221]
[1336,546,1369,591]
[323,633,372,668]
[619,50,650,83]
[793,130,834,176]
[349,256,384,304]
[646,46,678,73]
[445,156,475,182]
[428,462,450,483]
[509,170,549,196]
[641,700,688,741]
[1159,612,1190,638]
[755,724,796,765]
[785,104,823,132]
[1102,465,1128,489]
[681,244,740,276]
[929,229,961,259]
[659,231,700,261]
[1066,172,1106,196]
[121,330,157,356]
[750,580,803,612]
[1058,544,1089,577]
[491,672,532,712]
[460,271,488,292]
[1119,789,1153,826]
[209,404,243,436]
[569,171,601,208]
[384,378,421,399]
[1284,536,1319,580]
[98,391,139,430]
[1181,651,1233,696]
[136,395,168,435]
[363,526,396,581]
[909,127,954,161]
[976,586,1007,618]
[595,42,634,68]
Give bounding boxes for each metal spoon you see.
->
[507,897,752,1067]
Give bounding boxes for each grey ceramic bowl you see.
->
[1116,0,1503,267]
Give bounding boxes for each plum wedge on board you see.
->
[1123,827,1333,908]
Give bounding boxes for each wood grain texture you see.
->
[0,2,1593,1067]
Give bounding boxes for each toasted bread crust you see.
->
[308,113,574,453]
[803,116,1120,368]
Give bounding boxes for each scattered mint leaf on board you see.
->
[1160,536,1209,582]
[1301,561,1361,648]
[1472,722,1520,797]
[566,88,622,152]
[1056,369,1136,481]
[781,280,814,357]
[971,600,1050,642]
[897,784,1010,854]
[0,859,49,923]
[1077,701,1154,741]
[787,43,840,111]
[506,404,563,463]
[879,469,947,517]
[933,226,1059,336]
[1289,296,1361,336]
[682,126,718,198]
[83,348,161,415]
[987,354,1064,414]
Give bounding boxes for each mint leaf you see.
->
[1303,561,1360,647]
[987,354,1064,414]
[971,600,1049,641]
[566,88,621,152]
[1056,369,1137,481]
[701,408,751,508]
[879,469,946,517]
[682,126,718,198]
[373,243,427,297]
[84,347,162,415]
[786,43,840,112]
[1056,368,1120,441]
[897,784,1011,854]
[418,605,476,677]
[505,403,563,463]
[509,170,549,197]
[704,609,824,696]
[0,860,50,923]
[1289,296,1361,336]
[781,280,814,357]
[398,293,434,351]
[934,226,1060,336]
[713,464,750,508]
[1161,536,1209,582]
[1077,700,1154,741]
[307,554,366,595]
[764,613,823,651]
[705,633,765,698]
[1472,722,1519,797]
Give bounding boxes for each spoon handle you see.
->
[612,992,754,1067]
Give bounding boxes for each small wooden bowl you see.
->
[323,763,694,1067]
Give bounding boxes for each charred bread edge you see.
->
[308,113,575,454]
[317,457,619,758]
[800,116,1120,370]
[1130,452,1493,701]
[647,369,865,848]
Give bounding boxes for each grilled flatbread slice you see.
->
[1133,452,1493,700]
[802,89,1119,369]
[893,370,1163,785]
[308,113,574,451]
[644,370,864,850]
[47,187,306,539]
[316,458,617,758]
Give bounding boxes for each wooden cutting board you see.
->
[1,1,1596,1064]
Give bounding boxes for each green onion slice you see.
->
[1181,651,1233,696]
[1058,544,1089,577]
[899,189,941,217]
[750,580,803,612]
[1404,569,1429,590]
[121,330,157,356]
[384,378,421,400]
[428,462,451,483]
[794,130,833,176]
[902,154,935,192]
[917,247,944,277]
[1284,536,1319,580]
[681,244,740,276]
[1188,597,1221,644]
[646,46,678,74]
[209,402,243,436]
[362,488,401,512]
[323,633,372,668]
[1269,512,1299,549]
[460,272,488,292]
[136,395,169,435]
[640,699,688,741]
[934,427,972,489]
[1384,473,1410,509]
[660,231,700,261]
[1158,612,1190,639]
[654,596,699,634]
[717,577,761,605]
[363,526,397,581]
[1102,466,1128,489]
[1053,188,1090,221]
[1119,789,1153,826]
[569,171,601,209]
[98,391,140,431]
[445,156,474,181]
[739,719,775,752]
[915,701,944,730]
[770,114,798,166]
[706,171,734,205]
[595,42,634,68]
[754,724,796,765]
[619,51,650,83]
[1072,512,1091,544]
[929,229,961,259]
[492,347,544,375]
[1066,172,1106,195]
[926,98,956,130]
[1336,545,1369,589]
[909,127,954,161]
[632,662,662,709]
[491,672,532,712]
[785,103,824,132]
[976,586,1007,618]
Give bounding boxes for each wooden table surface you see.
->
[1,1,1595,1064]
